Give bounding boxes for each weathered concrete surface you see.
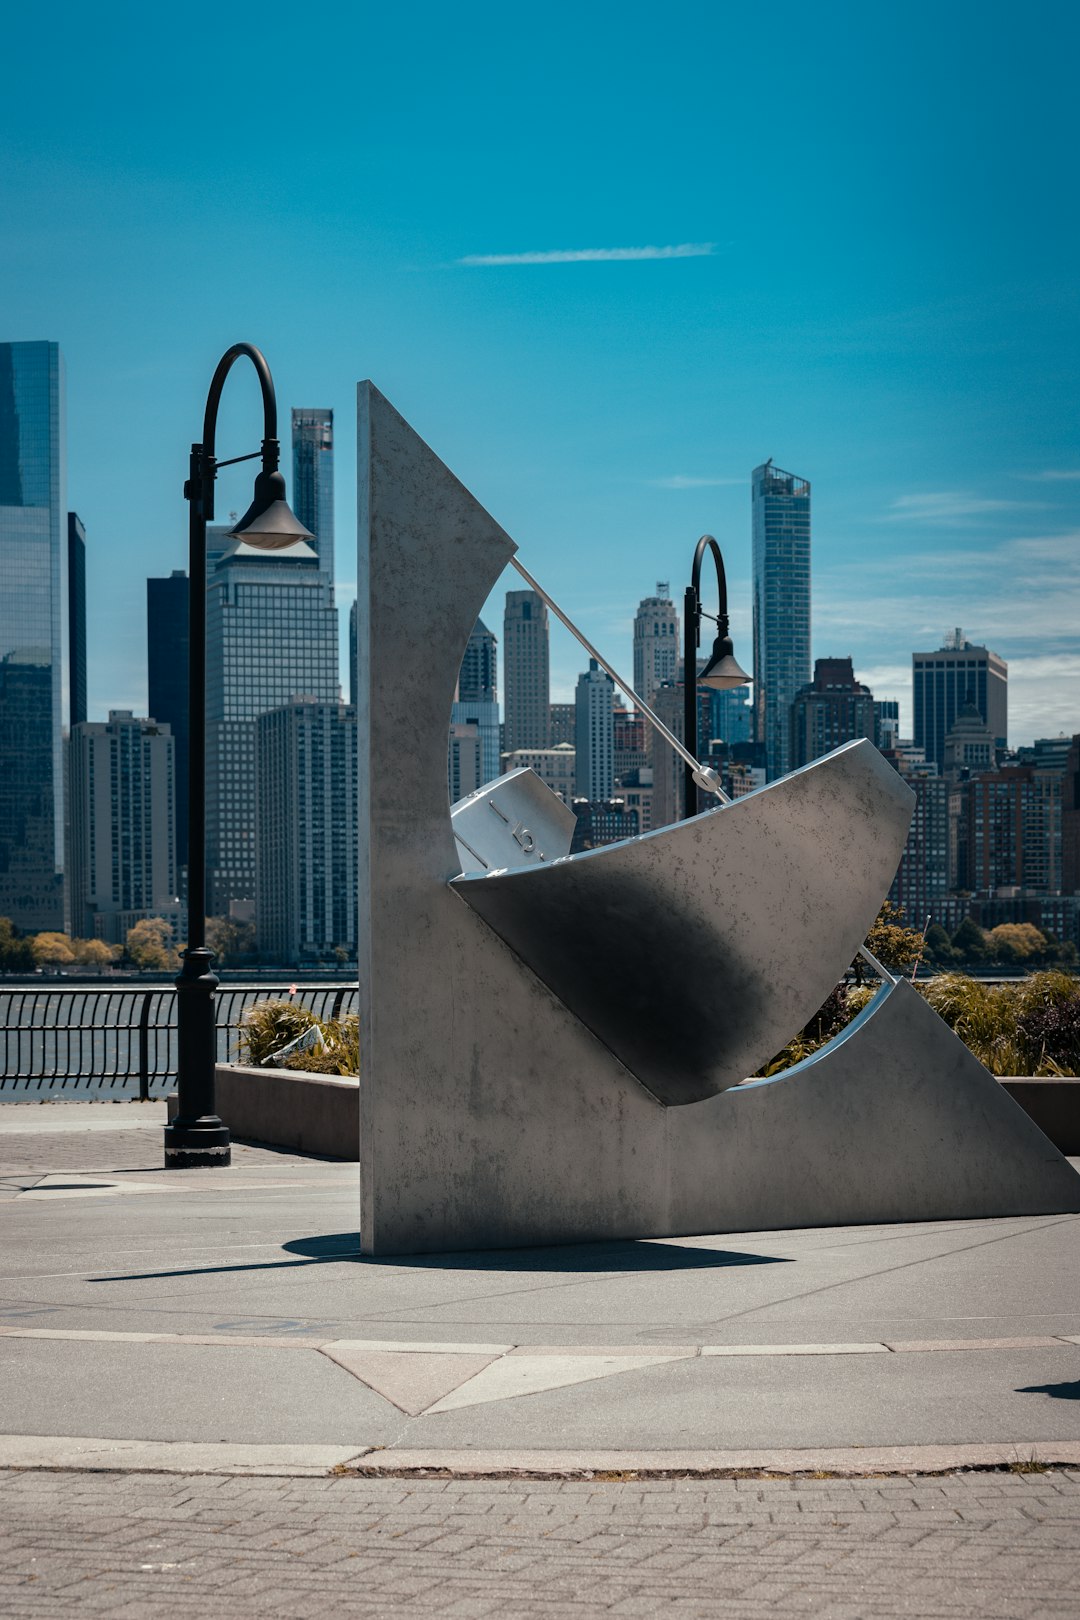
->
[167,1066,358,1159]
[454,739,912,1103]
[356,382,1080,1255]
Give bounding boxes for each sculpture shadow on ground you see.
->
[89,1235,793,1285]
[283,1233,794,1272]
[1016,1381,1080,1402]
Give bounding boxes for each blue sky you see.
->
[2,0,1077,743]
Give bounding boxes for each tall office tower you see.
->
[0,340,67,931]
[874,699,900,752]
[632,584,679,707]
[206,535,338,918]
[503,589,550,753]
[451,616,500,784]
[884,750,949,926]
[459,617,497,702]
[789,657,875,769]
[752,460,811,781]
[256,699,357,965]
[706,685,754,746]
[348,598,358,709]
[574,659,614,802]
[147,570,190,870]
[67,711,177,943]
[67,514,86,726]
[913,629,1007,772]
[549,702,575,746]
[291,408,335,585]
[450,696,499,787]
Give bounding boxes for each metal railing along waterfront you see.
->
[0,983,358,1101]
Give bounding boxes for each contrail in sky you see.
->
[457,243,715,266]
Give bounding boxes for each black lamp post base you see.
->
[164,1118,231,1168]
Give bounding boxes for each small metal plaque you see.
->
[451,767,576,876]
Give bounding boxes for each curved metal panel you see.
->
[451,739,914,1106]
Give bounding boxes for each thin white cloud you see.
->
[882,491,1050,524]
[457,243,716,267]
[1015,469,1080,482]
[649,474,744,489]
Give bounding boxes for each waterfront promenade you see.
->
[2,1102,1079,1615]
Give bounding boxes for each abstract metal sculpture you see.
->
[356,382,1080,1255]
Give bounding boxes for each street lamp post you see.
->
[163,343,312,1169]
[682,535,751,820]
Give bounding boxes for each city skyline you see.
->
[2,6,1076,749]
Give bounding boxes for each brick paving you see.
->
[1,1468,1078,1617]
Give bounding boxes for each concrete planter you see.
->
[167,1063,358,1160]
[164,1069,1075,1166]
[1000,1078,1080,1155]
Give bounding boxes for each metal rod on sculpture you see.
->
[509,555,731,804]
[858,944,897,984]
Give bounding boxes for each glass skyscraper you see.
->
[752,460,811,782]
[292,408,335,586]
[0,340,67,930]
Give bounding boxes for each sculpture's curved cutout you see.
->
[452,740,914,1104]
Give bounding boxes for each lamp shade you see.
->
[229,468,314,551]
[698,633,751,691]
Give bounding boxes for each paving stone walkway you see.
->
[2,1467,1078,1617]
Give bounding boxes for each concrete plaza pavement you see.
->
[3,1102,1080,1617]
[1,1101,1078,1468]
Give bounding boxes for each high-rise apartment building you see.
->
[574,659,614,802]
[613,705,648,784]
[67,711,176,943]
[550,702,575,746]
[147,570,190,869]
[256,698,357,965]
[752,460,811,781]
[633,584,679,707]
[67,513,86,726]
[206,535,339,917]
[0,340,67,930]
[955,765,1060,896]
[291,408,335,585]
[503,589,550,753]
[448,721,482,802]
[913,629,1007,772]
[884,749,949,926]
[789,658,874,769]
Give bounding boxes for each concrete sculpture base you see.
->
[356,381,1080,1255]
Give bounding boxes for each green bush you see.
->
[917,971,1079,1076]
[755,970,1079,1078]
